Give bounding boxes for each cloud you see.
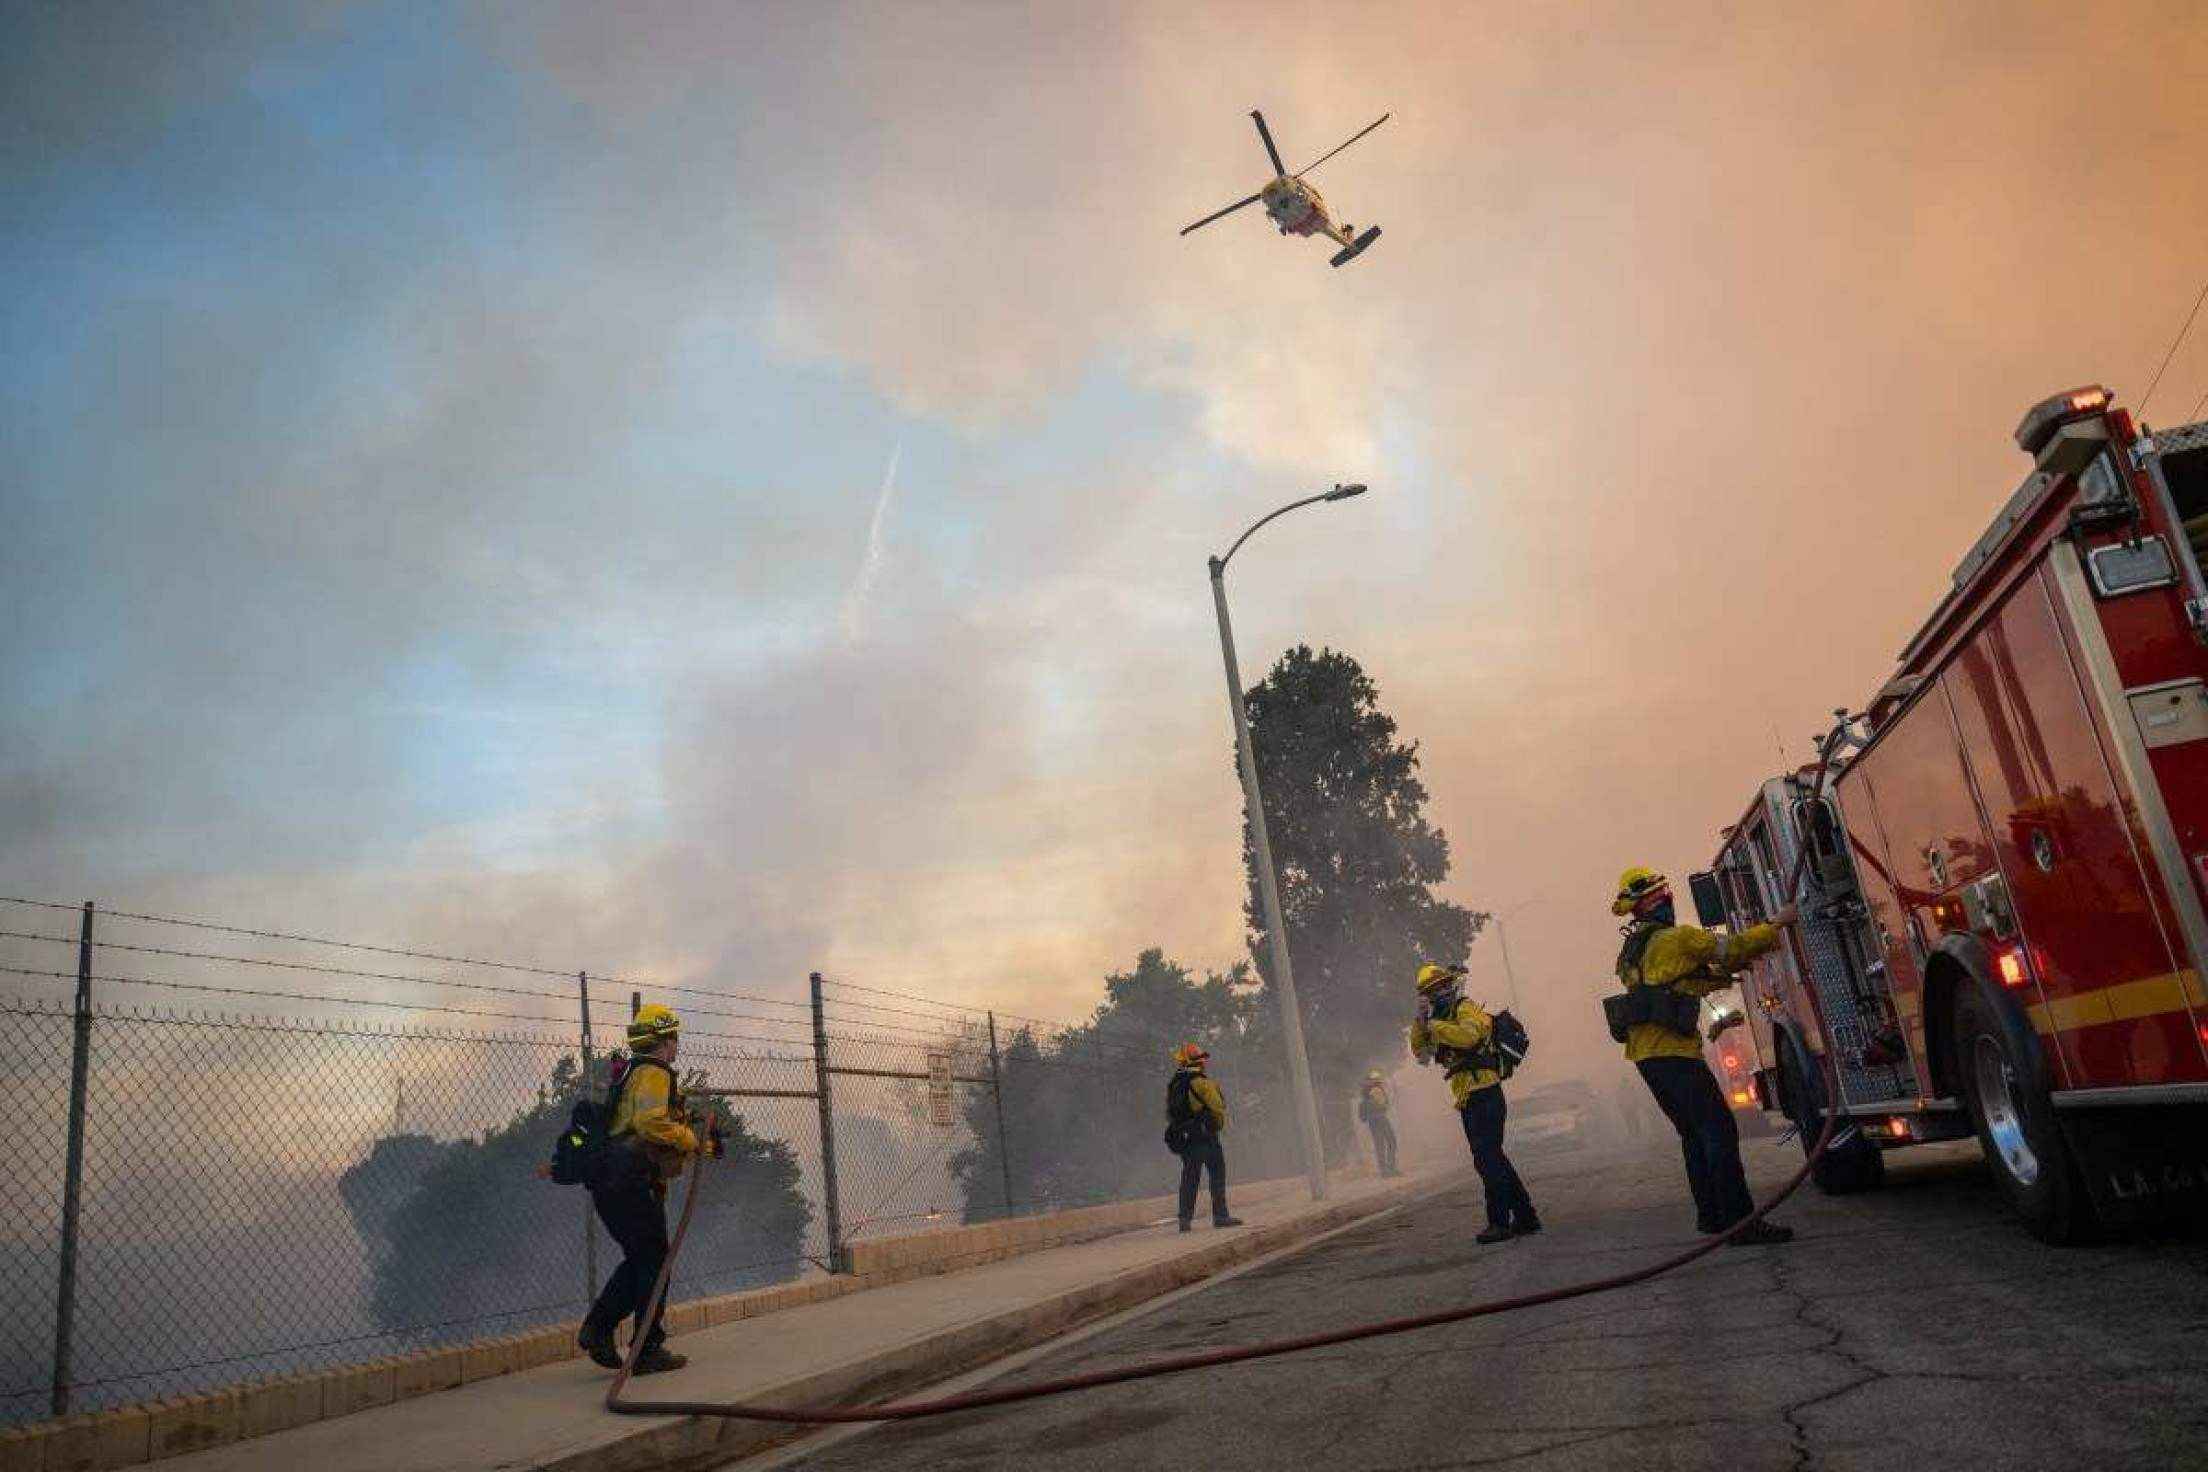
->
[6,0,2208,1076]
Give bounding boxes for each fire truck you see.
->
[1700,989,1776,1138]
[1690,387,2208,1242]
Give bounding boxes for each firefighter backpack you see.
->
[548,1056,668,1188]
[1491,1009,1530,1080]
[1163,1071,1209,1155]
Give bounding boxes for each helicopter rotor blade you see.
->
[1180,191,1265,236]
[1249,110,1287,176]
[1296,112,1391,177]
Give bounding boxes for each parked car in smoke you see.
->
[1509,1079,1598,1155]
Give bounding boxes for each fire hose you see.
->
[608,718,1858,1426]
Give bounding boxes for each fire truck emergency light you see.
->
[2014,384,2111,456]
[1998,949,2029,988]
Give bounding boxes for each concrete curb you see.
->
[0,1170,1372,1471]
[558,1169,1470,1472]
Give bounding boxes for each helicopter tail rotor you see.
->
[1329,225,1382,267]
[1250,110,1287,176]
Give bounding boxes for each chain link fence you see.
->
[0,899,1244,1427]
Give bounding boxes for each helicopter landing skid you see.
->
[1329,225,1382,267]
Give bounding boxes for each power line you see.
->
[2139,272,2208,419]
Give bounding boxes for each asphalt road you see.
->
[755,1132,2208,1472]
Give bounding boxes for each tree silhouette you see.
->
[1241,645,1485,1160]
[340,1054,810,1341]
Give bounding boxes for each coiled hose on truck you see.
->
[607,719,1858,1425]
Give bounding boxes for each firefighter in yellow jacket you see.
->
[1410,964,1539,1243]
[1165,1043,1244,1231]
[1357,1070,1400,1177]
[578,1004,716,1372]
[1610,866,1796,1245]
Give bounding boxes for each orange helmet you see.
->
[1171,1042,1210,1068]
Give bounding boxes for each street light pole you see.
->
[1208,482,1366,1203]
[1486,892,1551,1015]
[1493,914,1523,1015]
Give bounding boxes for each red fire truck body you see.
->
[1692,389,2208,1239]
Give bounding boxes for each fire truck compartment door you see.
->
[2127,679,2208,751]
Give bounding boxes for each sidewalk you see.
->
[153,1164,1464,1472]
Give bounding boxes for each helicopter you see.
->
[1179,109,1390,267]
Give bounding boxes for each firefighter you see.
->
[577,1003,717,1372]
[1610,866,1796,1245]
[1165,1043,1244,1231]
[1358,1069,1401,1177]
[1410,964,1539,1243]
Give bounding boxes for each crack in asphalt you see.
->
[1767,1251,1888,1471]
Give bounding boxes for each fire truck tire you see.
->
[1777,1029,1884,1194]
[1950,980,2096,1244]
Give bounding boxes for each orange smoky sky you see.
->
[4,1,2205,1071]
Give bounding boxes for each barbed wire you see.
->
[0,895,810,1014]
[0,929,818,1036]
[0,966,816,1055]
[817,979,1192,1061]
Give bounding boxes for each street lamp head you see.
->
[1325,483,1368,501]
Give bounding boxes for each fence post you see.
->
[809,973,846,1273]
[51,901,94,1417]
[577,971,598,1306]
[987,1011,1015,1220]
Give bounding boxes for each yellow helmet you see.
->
[1415,962,1463,994]
[1171,1042,1210,1068]
[1613,865,1670,916]
[627,1003,681,1050]
[1366,1068,1385,1082]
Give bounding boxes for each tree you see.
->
[1240,645,1486,1159]
[340,1054,811,1344]
[948,949,1276,1221]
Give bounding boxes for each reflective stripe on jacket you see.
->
[1409,998,1500,1107]
[610,1057,699,1180]
[1621,923,1780,1063]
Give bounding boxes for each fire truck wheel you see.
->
[1951,980,2095,1244]
[1777,1029,1884,1194]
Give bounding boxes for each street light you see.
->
[1208,482,1367,1202]
[1488,896,1544,1015]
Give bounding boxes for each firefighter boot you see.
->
[576,1325,622,1371]
[1726,1220,1794,1247]
[633,1347,689,1375]
[1475,1223,1514,1244]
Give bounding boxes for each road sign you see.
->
[926,1050,954,1127]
